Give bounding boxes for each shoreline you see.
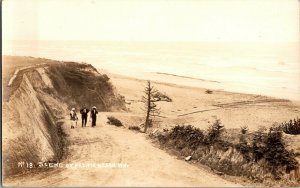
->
[105,68,300,131]
[101,68,300,104]
[3,53,300,101]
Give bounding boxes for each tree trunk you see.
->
[144,110,150,133]
[144,82,151,133]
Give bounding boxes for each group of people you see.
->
[70,106,98,129]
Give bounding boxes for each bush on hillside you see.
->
[152,91,172,102]
[158,125,205,150]
[205,89,213,94]
[280,117,300,135]
[128,126,141,132]
[240,125,248,134]
[107,116,123,127]
[264,130,298,172]
[205,119,224,143]
[251,128,298,175]
[47,62,126,111]
[155,121,298,181]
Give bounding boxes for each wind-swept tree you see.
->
[142,81,161,133]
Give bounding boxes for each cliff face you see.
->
[3,72,66,177]
[2,59,126,177]
[46,62,126,111]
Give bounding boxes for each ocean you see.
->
[3,40,300,101]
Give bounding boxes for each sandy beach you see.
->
[105,70,300,132]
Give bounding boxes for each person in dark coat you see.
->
[80,107,89,127]
[90,106,98,127]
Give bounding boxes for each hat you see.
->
[92,106,97,109]
[72,108,75,111]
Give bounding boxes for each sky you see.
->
[2,0,300,42]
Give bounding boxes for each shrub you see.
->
[152,91,172,102]
[252,128,267,162]
[251,128,298,174]
[159,125,205,150]
[107,116,123,127]
[236,142,251,162]
[205,89,213,94]
[280,117,300,135]
[128,126,141,132]
[205,119,224,143]
[270,123,282,132]
[240,125,248,134]
[264,130,297,172]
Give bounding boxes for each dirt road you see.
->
[5,113,240,187]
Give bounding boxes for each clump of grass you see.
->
[152,91,172,102]
[280,117,300,135]
[107,116,123,127]
[238,126,248,149]
[205,119,224,143]
[205,89,213,94]
[128,126,141,132]
[240,125,248,134]
[158,125,205,150]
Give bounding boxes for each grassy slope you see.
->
[3,56,126,111]
[46,62,126,111]
[2,56,61,101]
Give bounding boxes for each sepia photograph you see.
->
[2,0,300,187]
